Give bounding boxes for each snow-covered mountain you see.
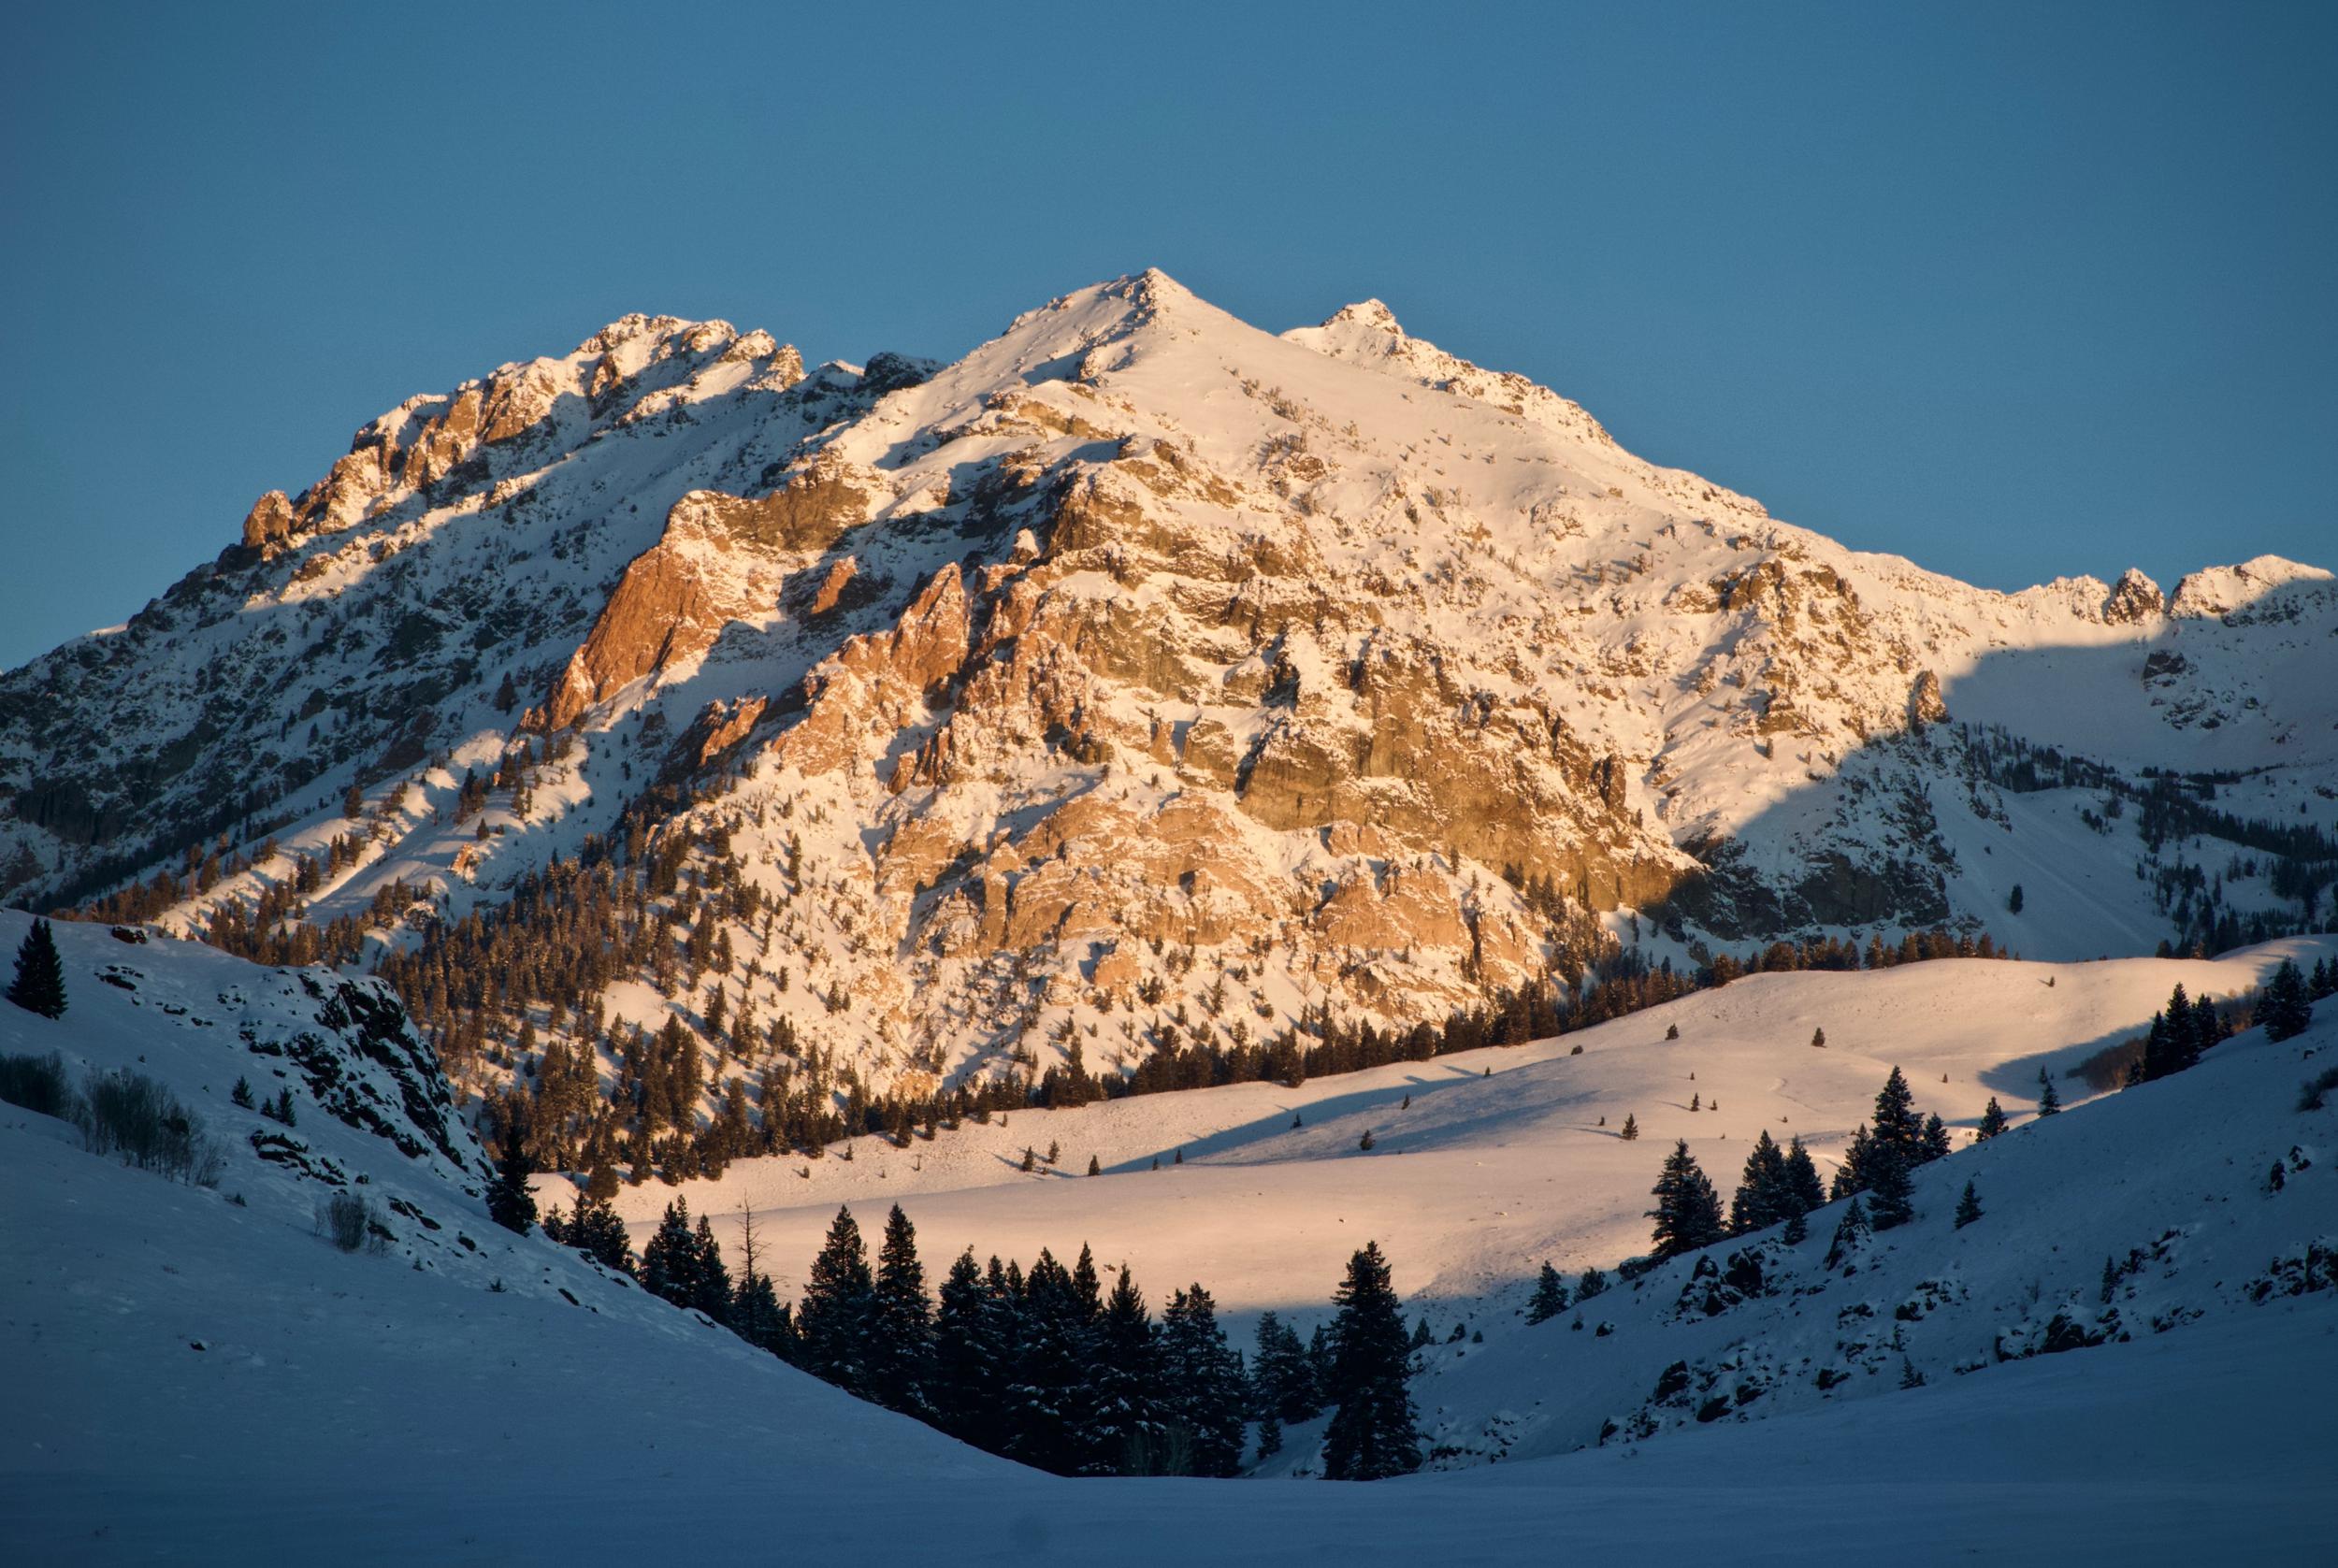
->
[7,914,2331,1562]
[4,271,2333,1118]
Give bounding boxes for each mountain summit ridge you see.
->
[4,271,2333,1108]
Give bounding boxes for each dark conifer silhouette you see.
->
[1954,1180,1983,1230]
[1525,1260,1569,1324]
[6,918,67,1019]
[1648,1140,1725,1258]
[1320,1241,1421,1480]
[799,1204,878,1396]
[2260,959,2313,1043]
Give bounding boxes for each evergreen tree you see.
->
[1574,1265,1608,1302]
[1086,1264,1162,1473]
[1070,1243,1104,1326]
[2169,985,2208,1073]
[2036,1068,2062,1117]
[642,1199,700,1309]
[231,1076,254,1108]
[1811,1026,1826,1048]
[2140,1008,2175,1083]
[798,1205,878,1397]
[2260,959,2314,1043]
[1088,1154,1102,1175]
[1320,1242,1422,1480]
[1729,1129,1791,1234]
[6,918,67,1019]
[1831,1126,1876,1201]
[1870,1066,1926,1166]
[2007,884,2024,914]
[1864,1138,1914,1230]
[931,1248,1005,1446]
[1525,1261,1569,1324]
[1159,1283,1247,1476]
[1618,1113,1639,1142]
[1824,1197,1870,1269]
[1954,1180,1983,1230]
[1976,1097,2009,1140]
[1921,1113,1954,1162]
[688,1214,732,1323]
[558,1190,635,1273]
[485,1116,538,1234]
[1782,1136,1826,1218]
[1003,1248,1092,1474]
[1648,1140,1725,1258]
[870,1204,933,1416]
[1251,1311,1319,1422]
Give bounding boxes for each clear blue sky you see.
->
[4,2,2332,669]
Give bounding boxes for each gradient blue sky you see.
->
[3,2,2332,669]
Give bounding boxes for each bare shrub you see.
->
[2299,1064,2338,1113]
[2073,1035,2145,1094]
[317,1190,387,1254]
[0,1050,77,1118]
[74,1069,224,1186]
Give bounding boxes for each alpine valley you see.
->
[6,274,2335,1563]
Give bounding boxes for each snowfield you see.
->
[5,911,2333,1563]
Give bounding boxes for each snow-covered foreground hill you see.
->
[5,912,2334,1561]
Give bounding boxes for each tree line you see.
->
[541,1190,1425,1480]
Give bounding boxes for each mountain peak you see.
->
[1324,297,1407,336]
[2170,554,2335,619]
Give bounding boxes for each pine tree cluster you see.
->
[1826,1066,1953,1229]
[537,1192,1424,1480]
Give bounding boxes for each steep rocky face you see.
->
[0,314,812,902]
[5,271,2334,1106]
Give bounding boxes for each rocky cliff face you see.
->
[5,271,2334,1100]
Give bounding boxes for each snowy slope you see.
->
[6,913,2331,1564]
[613,940,2332,1328]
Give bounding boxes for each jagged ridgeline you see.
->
[4,273,2334,1164]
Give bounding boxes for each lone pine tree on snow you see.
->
[485,1115,538,1234]
[1526,1261,1569,1324]
[7,918,66,1018]
[1955,1180,1984,1229]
